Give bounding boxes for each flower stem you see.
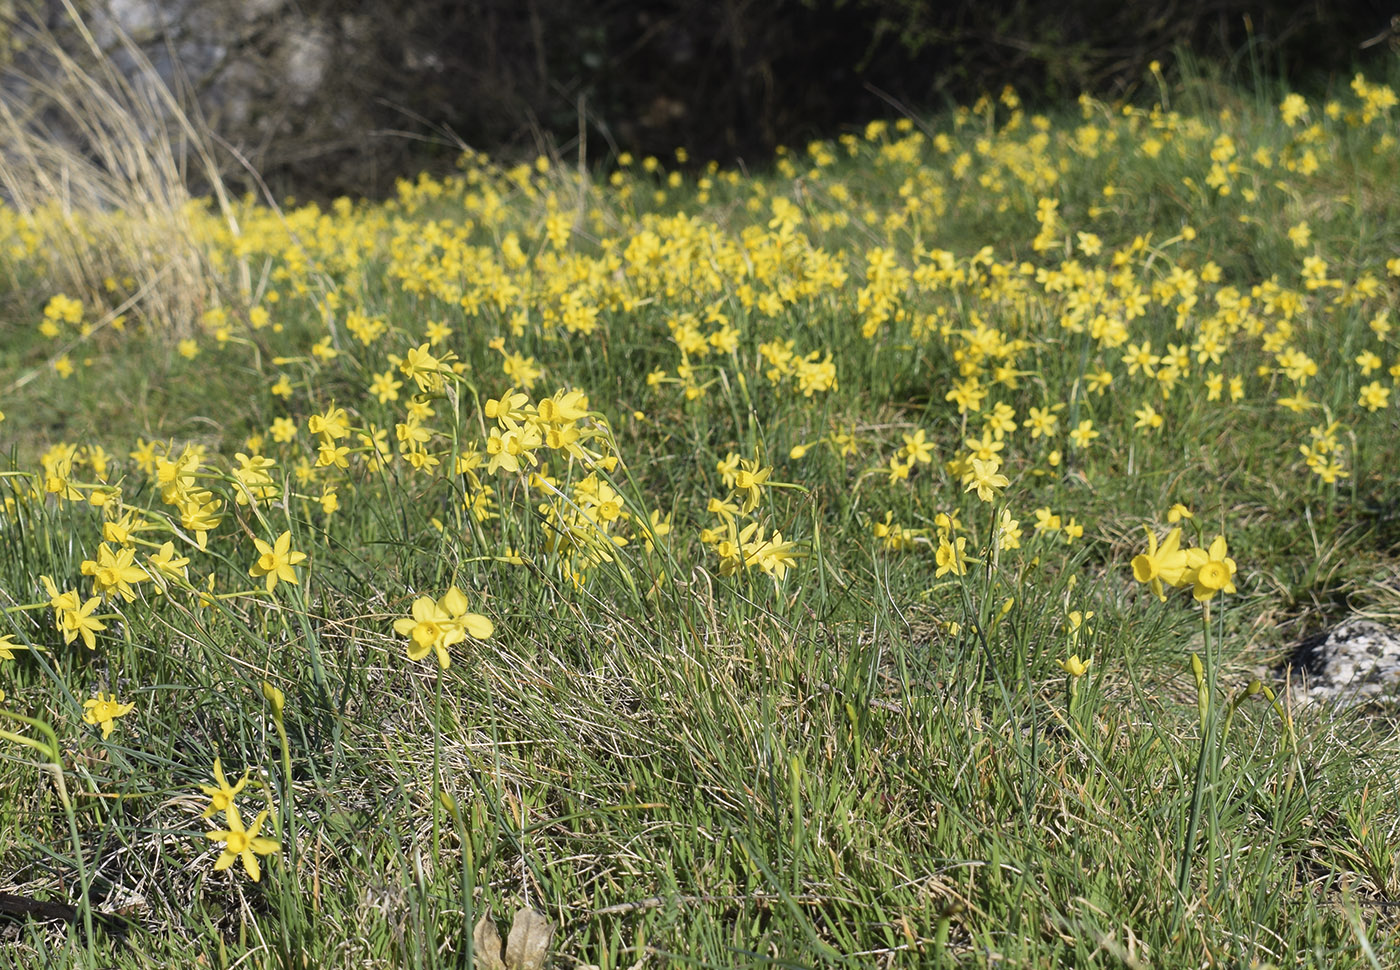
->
[1177,600,1215,896]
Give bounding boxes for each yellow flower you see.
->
[1133,403,1163,432]
[0,634,29,661]
[1068,419,1099,449]
[731,459,772,514]
[1023,405,1060,438]
[394,590,491,670]
[1033,507,1061,533]
[370,370,403,403]
[60,596,107,650]
[644,509,672,553]
[1183,535,1238,602]
[147,541,190,590]
[437,586,494,646]
[199,758,250,819]
[80,542,149,602]
[40,574,80,622]
[307,406,351,441]
[994,509,1022,551]
[400,343,448,393]
[206,805,280,882]
[1358,380,1390,412]
[1131,527,1189,602]
[1058,654,1092,678]
[935,534,968,578]
[1067,610,1093,643]
[83,693,135,739]
[261,681,286,720]
[249,531,307,594]
[901,429,935,465]
[961,457,1009,503]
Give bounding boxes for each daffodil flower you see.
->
[1131,527,1189,601]
[1059,654,1092,678]
[394,587,492,669]
[61,596,108,650]
[935,534,969,578]
[80,542,149,602]
[83,693,134,739]
[0,635,28,661]
[1184,535,1238,602]
[199,757,250,819]
[207,805,280,882]
[249,531,308,594]
[962,457,1009,503]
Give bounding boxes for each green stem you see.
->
[1,709,94,944]
[1,601,52,614]
[1177,600,1215,897]
[276,716,293,848]
[432,668,444,865]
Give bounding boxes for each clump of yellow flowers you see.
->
[394,586,494,669]
[1131,527,1239,603]
[199,758,281,882]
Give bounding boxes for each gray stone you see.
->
[5,1,419,196]
[1286,619,1400,708]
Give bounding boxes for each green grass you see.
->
[1,55,1400,968]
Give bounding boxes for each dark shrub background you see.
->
[18,0,1400,198]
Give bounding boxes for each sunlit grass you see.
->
[1,54,1399,969]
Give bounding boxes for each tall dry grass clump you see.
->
[0,0,242,341]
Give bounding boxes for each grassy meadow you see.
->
[2,57,1400,968]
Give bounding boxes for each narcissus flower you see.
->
[206,805,280,882]
[0,635,28,661]
[249,531,307,594]
[60,596,107,650]
[962,457,1009,503]
[83,693,134,739]
[1184,535,1238,602]
[199,758,250,819]
[307,405,351,442]
[731,459,772,514]
[935,534,969,578]
[147,540,190,589]
[438,586,494,644]
[1058,654,1092,678]
[81,542,149,602]
[1131,527,1189,601]
[395,595,460,667]
[394,587,493,669]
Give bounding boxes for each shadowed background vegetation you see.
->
[4,0,1398,199]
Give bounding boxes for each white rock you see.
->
[1287,619,1400,708]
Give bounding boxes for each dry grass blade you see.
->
[0,0,244,341]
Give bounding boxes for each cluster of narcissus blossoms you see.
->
[5,74,1396,609]
[1131,528,1239,604]
[698,452,800,580]
[199,757,280,882]
[394,587,494,670]
[0,70,1395,892]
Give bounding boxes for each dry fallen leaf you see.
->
[504,907,555,970]
[473,905,555,970]
[472,909,507,970]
